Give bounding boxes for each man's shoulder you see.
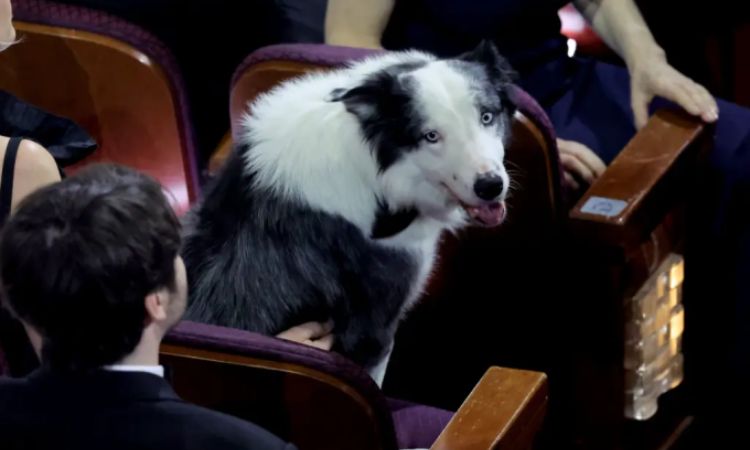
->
[0,373,296,449]
[159,400,296,450]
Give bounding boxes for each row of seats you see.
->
[0,1,710,449]
[0,2,550,448]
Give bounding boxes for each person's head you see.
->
[0,164,186,371]
[0,0,15,51]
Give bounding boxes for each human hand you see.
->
[276,320,335,351]
[629,50,718,129]
[556,138,606,191]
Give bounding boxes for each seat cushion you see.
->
[387,397,453,449]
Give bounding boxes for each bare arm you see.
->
[277,320,335,351]
[572,0,661,67]
[324,0,394,49]
[6,139,60,211]
[573,0,718,128]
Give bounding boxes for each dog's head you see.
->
[332,41,516,228]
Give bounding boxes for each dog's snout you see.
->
[473,173,504,201]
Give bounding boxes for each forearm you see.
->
[324,0,394,49]
[573,0,664,67]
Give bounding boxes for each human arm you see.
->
[573,0,718,128]
[8,139,60,211]
[276,320,335,351]
[324,0,394,49]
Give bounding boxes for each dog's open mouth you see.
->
[462,201,506,227]
[442,184,506,227]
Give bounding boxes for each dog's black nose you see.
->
[473,174,504,201]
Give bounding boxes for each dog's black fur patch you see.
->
[182,148,417,369]
[333,42,516,173]
[333,61,428,171]
[371,200,419,239]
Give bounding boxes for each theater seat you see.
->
[0,0,200,214]
[161,321,549,450]
[209,44,708,450]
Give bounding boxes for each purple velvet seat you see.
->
[166,320,384,398]
[163,320,452,450]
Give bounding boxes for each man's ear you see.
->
[459,39,517,86]
[144,291,167,323]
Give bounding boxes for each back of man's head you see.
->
[0,164,181,371]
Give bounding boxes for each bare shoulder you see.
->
[0,138,61,209]
[15,139,58,173]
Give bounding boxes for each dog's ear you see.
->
[459,40,517,87]
[330,85,381,121]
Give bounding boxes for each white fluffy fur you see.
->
[240,50,510,314]
[240,51,436,231]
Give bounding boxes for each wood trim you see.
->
[16,22,160,67]
[209,131,233,175]
[569,109,706,246]
[513,112,561,217]
[430,367,548,450]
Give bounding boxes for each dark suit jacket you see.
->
[0,369,296,450]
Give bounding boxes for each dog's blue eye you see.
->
[481,112,495,125]
[423,130,441,143]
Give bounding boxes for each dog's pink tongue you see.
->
[467,202,506,227]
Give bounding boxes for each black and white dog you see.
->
[182,41,516,384]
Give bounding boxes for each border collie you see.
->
[182,41,516,384]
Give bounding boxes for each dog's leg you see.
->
[367,342,394,387]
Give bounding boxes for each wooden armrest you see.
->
[210,132,234,175]
[569,109,708,246]
[430,367,548,450]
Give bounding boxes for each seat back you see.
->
[162,322,550,450]
[161,321,399,450]
[0,0,200,213]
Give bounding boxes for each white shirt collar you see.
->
[103,365,165,378]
